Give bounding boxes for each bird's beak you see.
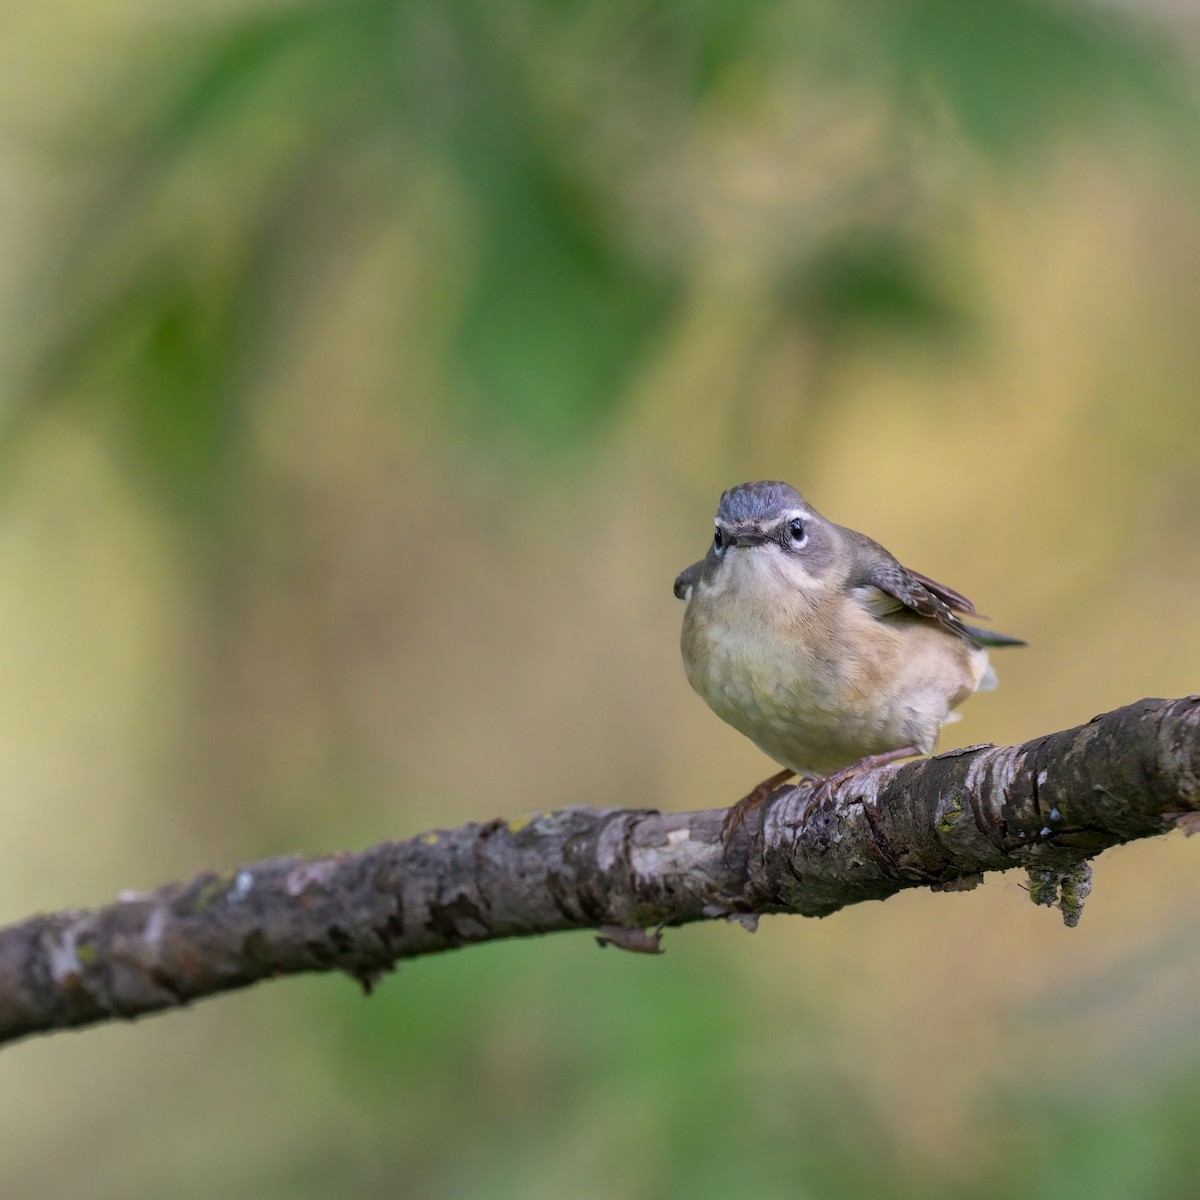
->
[732,526,766,548]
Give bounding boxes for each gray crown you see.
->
[716,481,806,525]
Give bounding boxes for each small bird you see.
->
[674,481,1023,842]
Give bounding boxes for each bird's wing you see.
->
[852,538,1025,647]
[904,568,975,615]
[856,557,971,639]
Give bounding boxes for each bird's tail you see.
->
[961,623,1026,648]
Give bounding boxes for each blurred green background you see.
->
[3,0,1200,1196]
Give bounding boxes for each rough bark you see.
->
[1,696,1198,1047]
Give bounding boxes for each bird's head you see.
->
[684,481,840,601]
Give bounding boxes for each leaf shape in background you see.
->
[17,0,402,523]
[451,153,677,448]
[97,266,250,519]
[885,0,1193,158]
[635,0,776,98]
[391,2,682,447]
[785,229,968,345]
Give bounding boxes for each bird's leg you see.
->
[801,744,923,815]
[721,746,923,854]
[721,767,795,849]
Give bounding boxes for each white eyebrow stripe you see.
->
[716,508,813,528]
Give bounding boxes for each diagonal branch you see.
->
[1,696,1198,1047]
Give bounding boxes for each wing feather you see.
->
[904,568,976,615]
[846,532,1024,647]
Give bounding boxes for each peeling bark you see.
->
[1,696,1198,1047]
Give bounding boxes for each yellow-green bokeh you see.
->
[2,2,1200,1197]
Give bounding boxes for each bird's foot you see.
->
[720,746,923,858]
[721,767,795,854]
[797,744,924,821]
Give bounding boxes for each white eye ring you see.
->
[713,526,724,551]
[787,518,806,544]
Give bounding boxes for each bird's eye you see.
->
[713,528,724,549]
[788,518,806,542]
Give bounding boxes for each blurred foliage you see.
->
[787,228,968,342]
[310,939,908,1200]
[17,0,1194,519]
[881,0,1191,156]
[4,1,1200,1198]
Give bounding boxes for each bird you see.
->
[673,481,1024,844]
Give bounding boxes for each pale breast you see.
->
[682,587,990,776]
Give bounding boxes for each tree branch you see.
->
[2,696,1198,1047]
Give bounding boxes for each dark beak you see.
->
[732,526,766,548]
